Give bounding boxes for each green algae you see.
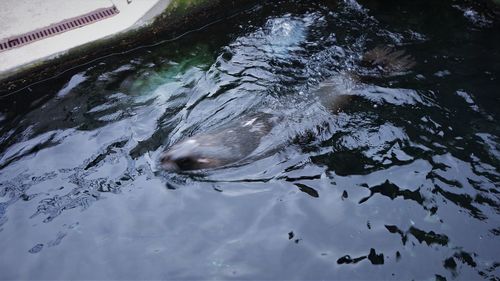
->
[129,43,214,95]
[166,0,211,13]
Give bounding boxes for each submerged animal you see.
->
[161,47,415,172]
[160,81,350,172]
[161,113,277,171]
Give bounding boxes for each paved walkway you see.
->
[0,0,169,79]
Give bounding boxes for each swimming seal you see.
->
[160,47,415,172]
[160,113,277,171]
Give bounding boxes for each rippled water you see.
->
[1,0,499,279]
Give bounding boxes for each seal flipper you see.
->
[362,46,416,74]
[313,75,356,113]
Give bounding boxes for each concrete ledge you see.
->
[0,0,166,78]
[0,0,256,94]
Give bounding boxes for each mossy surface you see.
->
[166,0,212,13]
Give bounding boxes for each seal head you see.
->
[161,113,274,171]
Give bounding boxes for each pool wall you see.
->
[0,0,257,94]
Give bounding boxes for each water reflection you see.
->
[0,0,499,279]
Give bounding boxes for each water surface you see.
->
[0,0,499,279]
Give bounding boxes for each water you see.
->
[1,0,499,279]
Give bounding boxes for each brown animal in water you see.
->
[362,46,416,73]
[161,47,415,171]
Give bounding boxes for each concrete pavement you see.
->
[0,0,170,80]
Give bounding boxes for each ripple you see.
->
[0,0,498,279]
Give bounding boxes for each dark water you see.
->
[1,0,499,279]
